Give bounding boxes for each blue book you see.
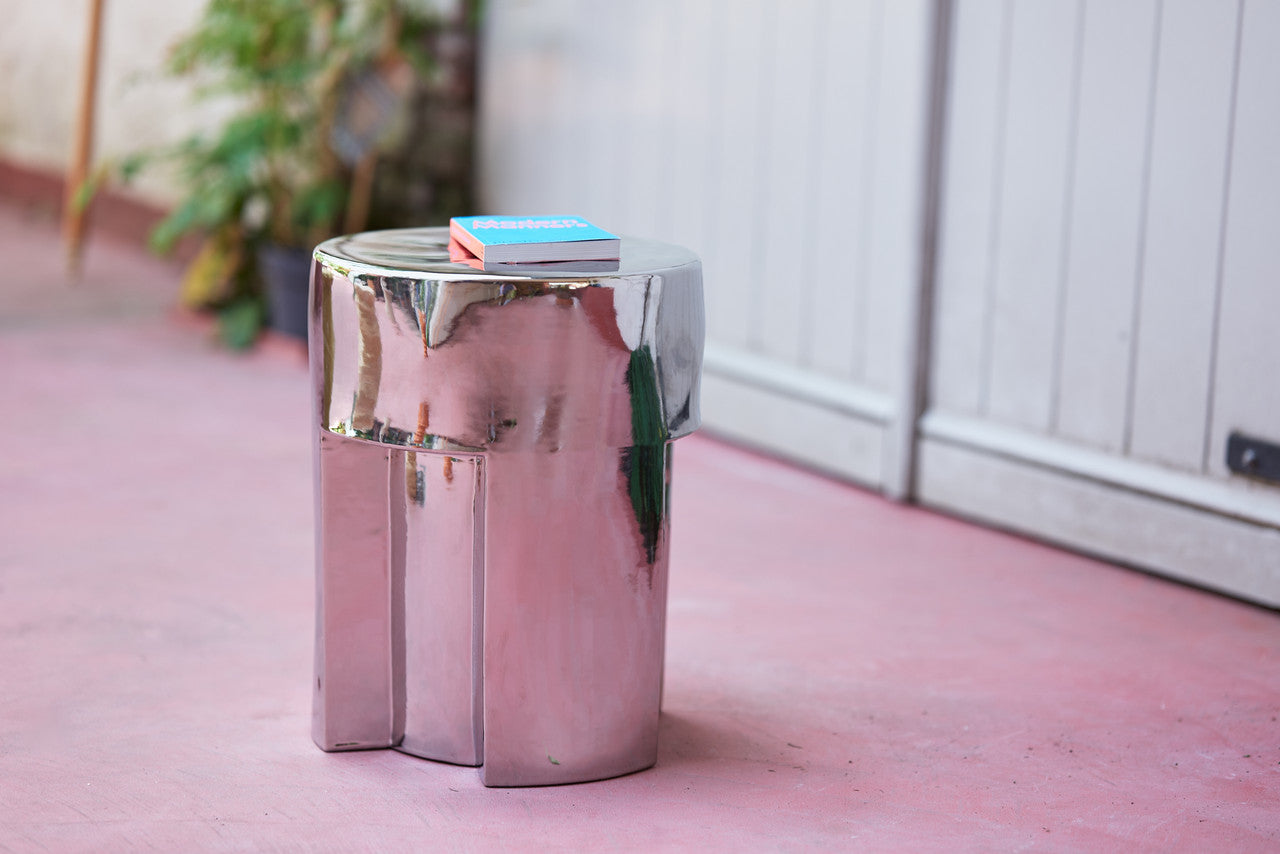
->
[449,215,620,264]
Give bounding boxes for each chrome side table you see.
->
[309,228,704,786]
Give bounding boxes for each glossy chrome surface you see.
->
[309,228,703,786]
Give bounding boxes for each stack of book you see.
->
[448,215,620,265]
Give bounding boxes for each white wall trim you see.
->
[921,408,1280,530]
[703,343,893,423]
[700,369,886,486]
[917,436,1280,608]
[883,0,954,501]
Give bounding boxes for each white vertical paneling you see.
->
[645,0,682,244]
[615,0,671,238]
[477,0,594,214]
[862,0,932,395]
[555,2,616,217]
[1053,0,1159,452]
[505,52,553,216]
[931,0,1008,417]
[532,2,592,214]
[918,0,1278,606]
[754,0,823,363]
[472,0,1280,601]
[984,0,1081,429]
[1128,0,1240,471]
[879,0,945,498]
[526,56,574,213]
[929,0,1009,416]
[656,0,718,254]
[705,0,772,350]
[805,0,877,382]
[1208,0,1280,477]
[473,0,518,210]
[583,2,634,226]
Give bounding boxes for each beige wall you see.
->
[0,0,223,204]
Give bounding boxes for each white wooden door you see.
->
[476,0,1280,607]
[923,0,1280,606]
[478,0,936,489]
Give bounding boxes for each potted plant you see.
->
[103,0,439,346]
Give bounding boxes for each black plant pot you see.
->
[257,244,312,341]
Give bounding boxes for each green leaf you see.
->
[119,152,150,182]
[218,295,265,349]
[150,199,204,253]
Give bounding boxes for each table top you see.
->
[315,227,699,281]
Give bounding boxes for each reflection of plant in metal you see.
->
[624,346,666,570]
[351,282,382,434]
[405,401,430,505]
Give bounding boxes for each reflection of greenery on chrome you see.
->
[624,346,667,567]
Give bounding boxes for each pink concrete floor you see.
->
[2,201,1279,851]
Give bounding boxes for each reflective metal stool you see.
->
[309,228,704,786]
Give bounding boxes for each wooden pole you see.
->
[63,0,106,276]
[343,151,377,235]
